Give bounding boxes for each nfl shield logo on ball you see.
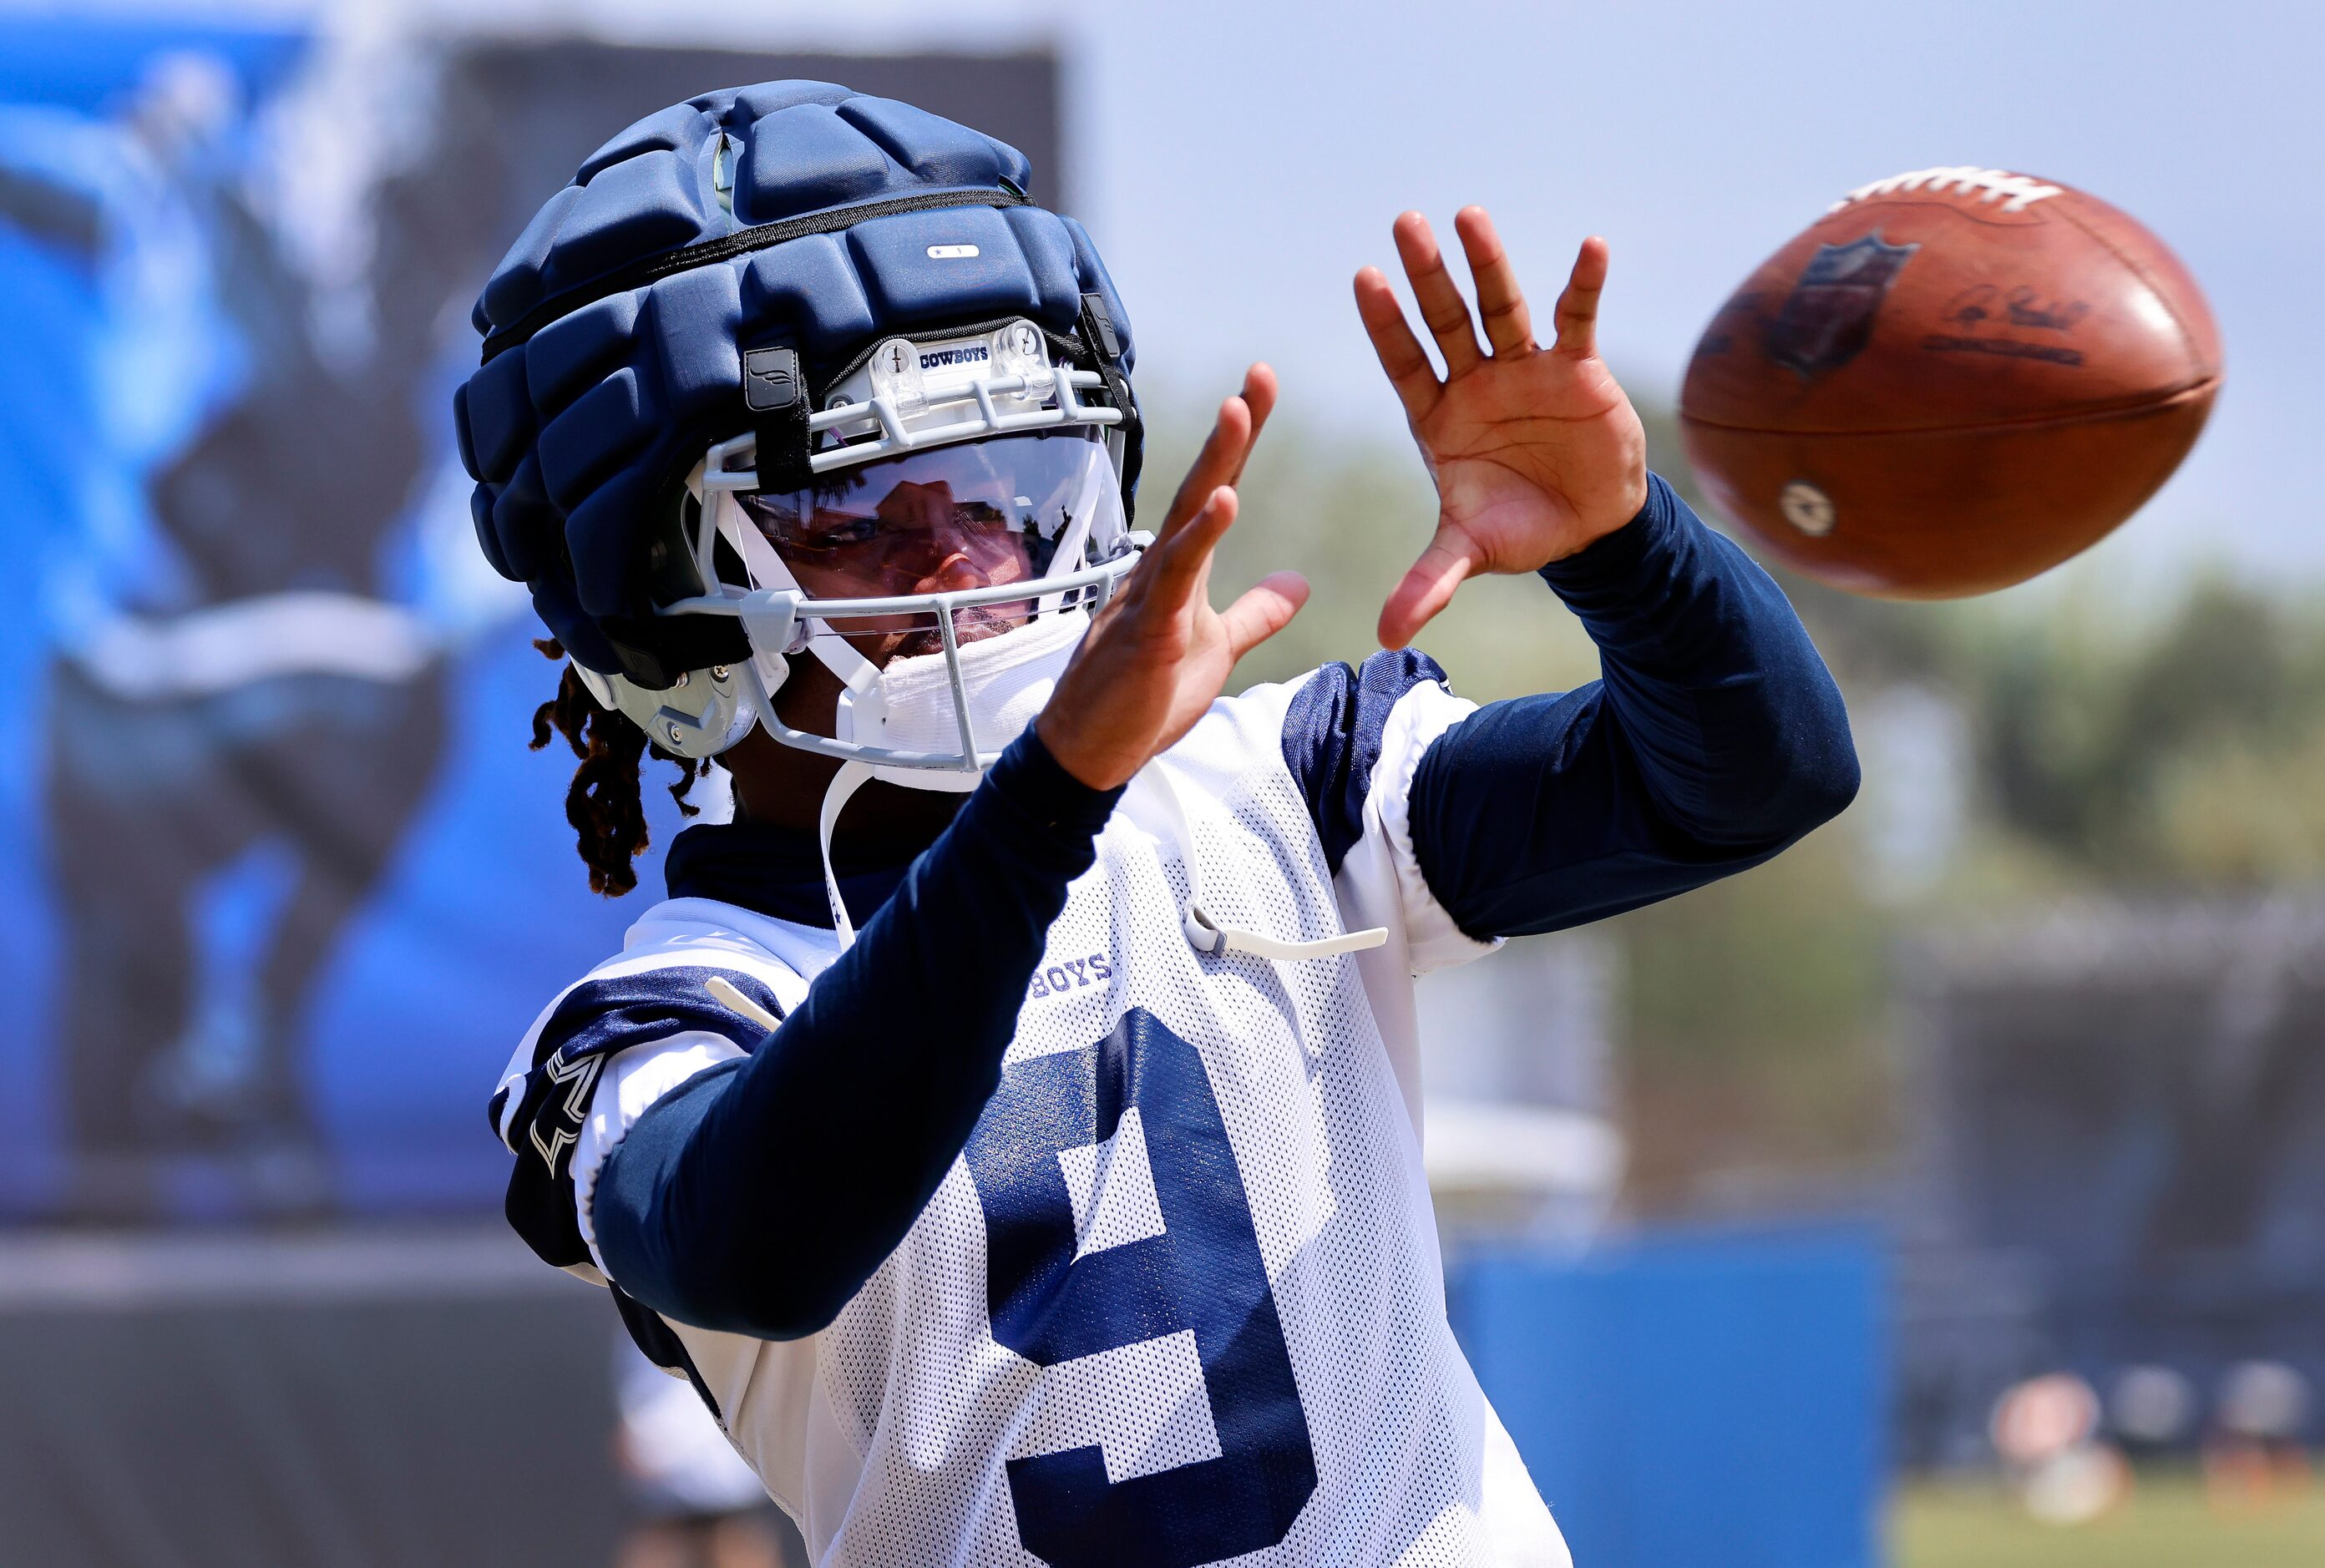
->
[1765,234,1919,377]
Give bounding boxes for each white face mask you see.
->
[834,607,1090,792]
[626,409,1137,947]
[690,427,1133,781]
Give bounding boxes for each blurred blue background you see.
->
[0,18,644,1220]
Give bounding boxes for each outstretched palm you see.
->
[1037,366,1309,792]
[1355,207,1649,649]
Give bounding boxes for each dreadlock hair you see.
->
[529,639,713,896]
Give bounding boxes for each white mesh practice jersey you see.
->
[494,670,1573,1568]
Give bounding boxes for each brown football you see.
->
[1679,167,2221,598]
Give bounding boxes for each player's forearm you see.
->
[1410,472,1858,937]
[1542,472,1858,837]
[592,728,1122,1339]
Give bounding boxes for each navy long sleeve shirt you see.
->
[590,732,1121,1338]
[583,473,1857,1340]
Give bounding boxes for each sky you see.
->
[1066,0,2325,586]
[19,0,2324,582]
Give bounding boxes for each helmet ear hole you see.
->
[582,656,757,760]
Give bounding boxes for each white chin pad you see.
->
[855,609,1088,787]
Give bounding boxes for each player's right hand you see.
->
[1035,365,1309,792]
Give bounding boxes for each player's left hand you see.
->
[1356,206,1649,650]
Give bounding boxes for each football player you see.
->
[466,83,1858,1568]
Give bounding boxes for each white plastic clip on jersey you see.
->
[1135,767,1388,963]
[705,975,783,1034]
[1181,902,1388,961]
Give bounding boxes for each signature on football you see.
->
[1941,284,2089,334]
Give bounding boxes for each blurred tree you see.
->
[1974,576,2325,885]
[1619,397,1896,1206]
[1145,400,1601,701]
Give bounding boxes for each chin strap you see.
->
[818,759,878,948]
[1133,766,1387,964]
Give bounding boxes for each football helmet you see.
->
[454,80,1142,780]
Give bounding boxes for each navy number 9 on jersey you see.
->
[963,1008,1317,1567]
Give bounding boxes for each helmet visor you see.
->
[734,428,1126,649]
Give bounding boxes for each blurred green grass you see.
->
[1894,1474,2325,1567]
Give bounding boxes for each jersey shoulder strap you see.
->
[488,908,803,1272]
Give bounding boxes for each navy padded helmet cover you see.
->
[453,81,1135,675]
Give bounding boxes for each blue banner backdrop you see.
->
[0,23,1060,1223]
